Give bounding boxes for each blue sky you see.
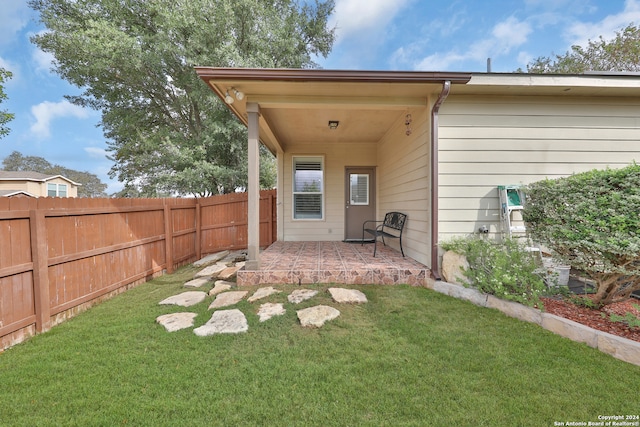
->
[1,0,640,195]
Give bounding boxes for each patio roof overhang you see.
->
[194,67,472,154]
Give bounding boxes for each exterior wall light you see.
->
[224,87,245,104]
[328,120,339,129]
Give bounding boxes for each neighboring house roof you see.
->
[0,171,81,186]
[0,189,37,197]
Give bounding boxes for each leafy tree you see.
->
[0,68,14,138]
[2,151,108,197]
[526,24,640,73]
[523,164,640,306]
[29,0,335,197]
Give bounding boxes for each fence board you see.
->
[0,190,276,349]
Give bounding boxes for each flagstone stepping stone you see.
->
[159,291,207,307]
[218,266,241,280]
[193,309,248,336]
[208,291,248,309]
[248,286,281,302]
[328,287,368,304]
[156,312,198,332]
[257,303,286,322]
[209,281,233,296]
[288,289,318,304]
[193,250,230,267]
[297,305,340,328]
[184,277,211,288]
[195,263,227,278]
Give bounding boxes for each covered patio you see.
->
[237,241,428,286]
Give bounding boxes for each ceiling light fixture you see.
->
[328,120,339,130]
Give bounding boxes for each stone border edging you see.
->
[425,279,640,366]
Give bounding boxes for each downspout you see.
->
[430,81,451,280]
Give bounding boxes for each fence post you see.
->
[163,202,174,274]
[195,199,202,261]
[30,210,51,333]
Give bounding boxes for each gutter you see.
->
[430,81,451,280]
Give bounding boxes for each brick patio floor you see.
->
[237,241,429,286]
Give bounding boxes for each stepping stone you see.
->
[194,309,248,336]
[248,286,281,302]
[209,281,233,296]
[208,291,248,309]
[218,266,241,280]
[328,288,368,304]
[159,291,207,307]
[156,312,197,332]
[297,305,340,328]
[257,303,286,322]
[193,250,230,267]
[288,289,318,304]
[195,263,227,278]
[184,277,211,288]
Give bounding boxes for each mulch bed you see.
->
[541,296,640,342]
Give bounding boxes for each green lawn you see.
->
[1,265,638,426]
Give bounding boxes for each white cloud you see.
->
[330,0,414,42]
[0,2,30,48]
[566,0,640,46]
[84,147,108,158]
[32,48,55,74]
[30,100,90,139]
[414,16,532,71]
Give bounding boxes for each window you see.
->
[47,183,68,197]
[293,156,323,219]
[350,173,369,205]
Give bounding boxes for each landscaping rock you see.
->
[209,281,233,296]
[156,312,197,332]
[248,287,282,303]
[297,305,340,328]
[441,250,470,285]
[288,289,318,304]
[328,287,367,304]
[183,278,211,288]
[193,251,230,267]
[195,263,227,278]
[208,291,248,309]
[159,291,207,307]
[218,266,241,280]
[257,303,286,322]
[193,309,248,335]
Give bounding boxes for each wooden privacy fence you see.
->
[0,189,276,350]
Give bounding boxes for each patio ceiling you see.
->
[195,68,472,154]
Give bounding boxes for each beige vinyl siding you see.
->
[282,143,377,241]
[377,108,431,266]
[438,95,640,240]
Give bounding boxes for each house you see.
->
[195,68,640,278]
[0,171,81,198]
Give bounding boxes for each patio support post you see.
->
[246,102,261,270]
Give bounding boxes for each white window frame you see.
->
[47,183,68,197]
[349,173,369,206]
[292,156,324,220]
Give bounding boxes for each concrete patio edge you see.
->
[425,279,640,366]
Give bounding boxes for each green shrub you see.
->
[441,237,550,307]
[523,163,640,307]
